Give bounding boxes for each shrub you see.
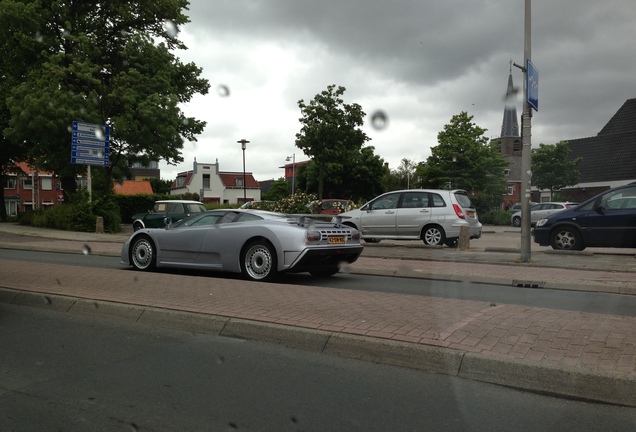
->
[479,210,512,226]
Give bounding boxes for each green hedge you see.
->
[479,210,513,226]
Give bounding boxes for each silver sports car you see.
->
[121,209,363,281]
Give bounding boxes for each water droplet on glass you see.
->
[95,128,105,140]
[216,84,230,97]
[83,244,92,255]
[163,20,179,39]
[371,110,388,130]
[504,87,520,107]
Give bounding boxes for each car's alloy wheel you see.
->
[550,227,584,251]
[422,225,445,246]
[242,240,277,281]
[130,236,156,270]
[512,216,521,227]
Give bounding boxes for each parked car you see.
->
[510,202,578,227]
[131,200,207,231]
[507,201,536,212]
[533,183,636,250]
[121,209,363,281]
[310,199,352,215]
[335,189,481,247]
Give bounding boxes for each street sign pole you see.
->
[70,121,110,202]
[520,0,533,262]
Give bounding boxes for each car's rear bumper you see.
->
[287,245,364,273]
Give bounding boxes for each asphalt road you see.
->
[2,302,635,432]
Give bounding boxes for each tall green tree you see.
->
[532,141,582,200]
[295,84,370,199]
[2,0,209,201]
[418,112,507,212]
[0,0,43,219]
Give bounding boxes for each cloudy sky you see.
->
[159,0,636,182]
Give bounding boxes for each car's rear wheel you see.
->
[309,267,340,277]
[512,216,521,227]
[133,222,144,231]
[422,225,445,246]
[241,240,278,282]
[130,235,156,270]
[549,227,585,251]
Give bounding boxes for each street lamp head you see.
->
[237,139,250,150]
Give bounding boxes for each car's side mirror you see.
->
[595,204,606,215]
[164,217,173,228]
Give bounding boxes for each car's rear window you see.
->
[187,204,207,213]
[454,192,474,209]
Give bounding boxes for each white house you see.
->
[170,159,261,205]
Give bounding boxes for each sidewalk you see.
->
[1,223,635,406]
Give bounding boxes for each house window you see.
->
[504,169,510,176]
[508,186,514,195]
[235,177,244,187]
[22,178,33,189]
[4,177,17,189]
[41,177,53,190]
[202,174,211,189]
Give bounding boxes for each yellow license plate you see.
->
[328,236,345,244]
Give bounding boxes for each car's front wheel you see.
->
[549,226,585,251]
[422,225,445,246]
[512,216,521,227]
[241,240,278,282]
[130,235,156,271]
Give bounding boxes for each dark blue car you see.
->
[533,183,636,251]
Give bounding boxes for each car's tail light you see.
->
[453,204,466,219]
[305,230,322,242]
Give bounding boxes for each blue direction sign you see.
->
[70,121,110,166]
[526,59,539,111]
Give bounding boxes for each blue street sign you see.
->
[526,59,539,111]
[71,121,110,166]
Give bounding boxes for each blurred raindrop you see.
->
[217,356,225,364]
[163,20,179,39]
[216,84,230,97]
[504,87,521,107]
[371,110,388,130]
[82,244,92,255]
[95,128,105,140]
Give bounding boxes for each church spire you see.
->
[501,64,520,138]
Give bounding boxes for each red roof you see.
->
[113,180,154,195]
[218,173,260,188]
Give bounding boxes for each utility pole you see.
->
[519,0,533,262]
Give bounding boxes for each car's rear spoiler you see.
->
[287,214,351,227]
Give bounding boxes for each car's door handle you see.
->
[420,209,430,213]
[385,210,395,214]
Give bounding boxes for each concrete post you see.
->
[95,216,104,233]
[458,225,470,251]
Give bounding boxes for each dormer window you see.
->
[504,169,510,176]
[235,178,244,187]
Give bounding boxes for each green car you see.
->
[132,200,207,231]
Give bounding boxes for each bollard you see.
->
[458,225,470,250]
[95,216,104,233]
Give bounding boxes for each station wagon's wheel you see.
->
[309,267,340,277]
[130,235,156,270]
[241,240,278,282]
[512,216,521,227]
[133,222,144,231]
[422,225,445,246]
[549,227,585,251]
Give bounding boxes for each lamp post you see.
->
[237,139,250,202]
[286,153,296,195]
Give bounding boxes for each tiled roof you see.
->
[567,98,636,183]
[113,180,154,195]
[219,172,260,188]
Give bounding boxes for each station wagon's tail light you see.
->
[305,229,322,242]
[453,204,466,219]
